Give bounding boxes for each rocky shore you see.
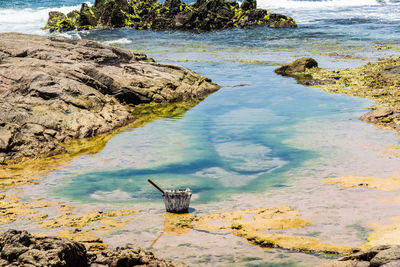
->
[275,57,400,133]
[0,229,186,266]
[44,0,297,33]
[0,33,219,165]
[320,245,400,267]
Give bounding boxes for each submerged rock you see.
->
[0,229,186,266]
[0,33,220,164]
[44,0,297,32]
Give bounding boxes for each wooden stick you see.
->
[147,179,165,195]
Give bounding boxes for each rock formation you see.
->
[0,229,186,266]
[320,245,400,267]
[44,0,297,33]
[0,33,220,164]
[274,57,318,76]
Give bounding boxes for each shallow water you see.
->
[2,0,400,266]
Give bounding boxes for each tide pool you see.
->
[46,63,373,204]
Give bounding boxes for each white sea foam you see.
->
[0,4,86,34]
[258,0,392,10]
[104,38,133,45]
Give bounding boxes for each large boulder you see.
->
[45,0,297,32]
[274,57,319,75]
[0,33,220,164]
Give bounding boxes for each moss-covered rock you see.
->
[77,3,98,30]
[45,0,297,32]
[44,11,76,33]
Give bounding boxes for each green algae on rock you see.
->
[44,0,297,33]
[275,57,400,133]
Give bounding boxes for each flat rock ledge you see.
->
[320,245,400,267]
[45,0,297,33]
[0,33,220,164]
[0,229,186,267]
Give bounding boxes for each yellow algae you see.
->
[95,217,134,231]
[0,197,56,224]
[52,230,108,253]
[192,206,357,255]
[58,204,77,212]
[195,206,310,232]
[104,208,140,217]
[0,130,119,191]
[233,226,358,255]
[38,208,139,229]
[364,216,400,249]
[163,212,196,235]
[383,145,400,158]
[322,52,366,60]
[323,175,400,191]
[27,214,49,221]
[130,100,203,128]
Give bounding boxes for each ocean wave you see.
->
[103,38,133,45]
[258,0,396,9]
[0,4,85,34]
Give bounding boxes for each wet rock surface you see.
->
[45,0,297,33]
[0,229,186,266]
[0,33,220,164]
[320,245,400,267]
[274,57,318,76]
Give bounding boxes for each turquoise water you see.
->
[48,63,370,204]
[1,0,400,204]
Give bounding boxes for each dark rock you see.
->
[44,11,75,33]
[0,230,187,267]
[275,57,319,75]
[0,229,87,266]
[45,0,297,32]
[0,33,220,164]
[241,0,256,10]
[78,3,98,30]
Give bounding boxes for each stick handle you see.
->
[147,179,165,195]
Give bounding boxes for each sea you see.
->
[1,0,400,266]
